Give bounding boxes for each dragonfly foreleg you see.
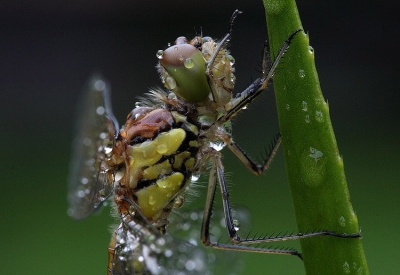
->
[219,29,302,124]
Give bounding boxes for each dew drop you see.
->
[339,216,346,227]
[343,262,350,274]
[299,69,305,78]
[148,195,156,205]
[233,219,240,231]
[309,147,323,162]
[156,144,168,154]
[227,55,235,65]
[94,80,105,91]
[165,76,176,89]
[184,58,194,68]
[308,46,314,54]
[230,73,236,84]
[96,106,105,115]
[315,110,324,122]
[156,50,164,59]
[301,101,308,111]
[191,174,200,182]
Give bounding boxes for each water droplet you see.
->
[233,219,240,231]
[286,104,290,110]
[99,132,107,139]
[299,69,305,78]
[165,76,176,89]
[210,141,225,151]
[301,101,308,111]
[191,174,200,182]
[308,46,314,54]
[184,57,194,68]
[156,50,164,59]
[315,110,324,122]
[96,106,105,115]
[148,195,156,205]
[156,144,168,154]
[309,147,323,162]
[230,73,236,84]
[94,80,105,91]
[178,54,184,61]
[185,260,196,271]
[339,216,346,227]
[305,115,310,123]
[227,55,235,65]
[343,262,350,274]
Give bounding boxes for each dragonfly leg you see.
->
[216,129,282,175]
[219,29,302,124]
[200,150,361,259]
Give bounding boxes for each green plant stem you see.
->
[263,0,369,274]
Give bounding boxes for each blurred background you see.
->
[1,0,398,274]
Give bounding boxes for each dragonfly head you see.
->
[157,37,211,103]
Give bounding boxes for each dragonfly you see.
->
[68,10,360,275]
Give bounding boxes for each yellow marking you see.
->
[136,173,184,218]
[189,140,198,147]
[173,151,191,169]
[172,111,199,135]
[128,128,186,188]
[184,158,195,169]
[143,160,172,180]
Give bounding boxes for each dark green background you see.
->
[1,1,398,274]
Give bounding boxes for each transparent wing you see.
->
[67,75,119,220]
[110,208,250,275]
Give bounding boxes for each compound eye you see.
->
[158,43,210,103]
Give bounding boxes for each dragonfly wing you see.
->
[67,75,119,219]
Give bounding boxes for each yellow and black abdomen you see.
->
[119,107,199,221]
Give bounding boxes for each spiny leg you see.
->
[201,150,361,259]
[216,130,282,175]
[212,30,301,174]
[201,149,302,258]
[219,29,302,124]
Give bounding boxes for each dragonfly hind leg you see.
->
[200,150,361,259]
